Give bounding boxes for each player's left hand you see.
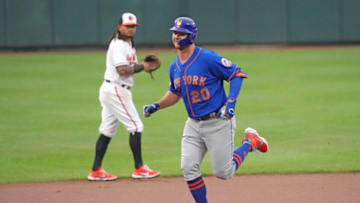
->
[217,97,237,120]
[142,54,161,72]
[142,54,161,80]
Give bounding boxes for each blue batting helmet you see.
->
[169,17,197,48]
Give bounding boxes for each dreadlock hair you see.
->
[108,17,135,47]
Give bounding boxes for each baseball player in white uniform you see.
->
[88,12,160,181]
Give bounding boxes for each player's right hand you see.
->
[143,103,160,118]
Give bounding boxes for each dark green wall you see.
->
[237,0,288,43]
[0,0,5,47]
[5,0,53,47]
[141,0,183,44]
[53,0,98,46]
[0,0,359,48]
[288,0,340,42]
[188,0,236,44]
[342,0,360,41]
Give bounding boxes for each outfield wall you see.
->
[0,0,359,48]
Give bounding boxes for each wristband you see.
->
[133,64,144,73]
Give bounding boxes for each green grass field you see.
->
[0,47,359,183]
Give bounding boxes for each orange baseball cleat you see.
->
[132,164,160,179]
[88,168,117,181]
[242,127,269,153]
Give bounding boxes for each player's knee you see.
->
[181,161,197,174]
[181,161,201,181]
[214,172,233,180]
[215,173,233,180]
[127,122,143,133]
[213,168,234,180]
[99,129,116,138]
[136,123,144,132]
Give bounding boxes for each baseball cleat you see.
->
[88,168,117,181]
[132,164,160,179]
[242,127,269,153]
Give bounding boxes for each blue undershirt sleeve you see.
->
[228,76,244,99]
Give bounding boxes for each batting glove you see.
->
[217,97,237,120]
[143,103,160,118]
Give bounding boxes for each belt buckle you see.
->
[194,117,202,121]
[194,112,216,121]
[209,112,216,119]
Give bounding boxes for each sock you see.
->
[232,142,250,170]
[187,176,208,203]
[92,134,111,171]
[129,132,143,169]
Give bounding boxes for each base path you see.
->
[0,173,359,203]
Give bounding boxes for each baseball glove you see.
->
[143,54,161,73]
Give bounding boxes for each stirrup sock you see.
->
[187,176,208,203]
[233,142,250,170]
[92,134,111,171]
[130,132,143,169]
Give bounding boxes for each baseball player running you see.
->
[88,12,160,181]
[143,17,269,202]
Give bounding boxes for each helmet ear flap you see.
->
[178,34,192,47]
[190,32,197,43]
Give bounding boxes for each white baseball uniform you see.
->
[99,38,144,137]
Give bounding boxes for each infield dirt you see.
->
[0,173,359,203]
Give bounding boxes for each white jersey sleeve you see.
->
[110,40,129,67]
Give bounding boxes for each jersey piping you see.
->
[183,48,202,118]
[114,86,138,132]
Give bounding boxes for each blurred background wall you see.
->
[0,0,359,49]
